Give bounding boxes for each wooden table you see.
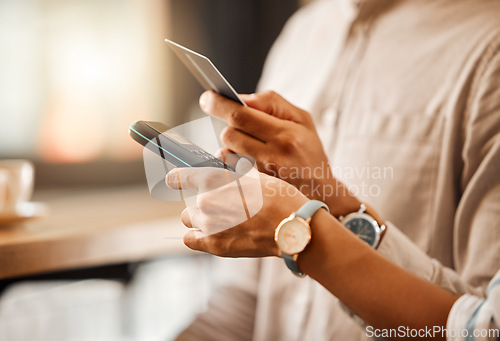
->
[0,186,190,280]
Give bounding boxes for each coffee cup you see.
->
[0,160,34,216]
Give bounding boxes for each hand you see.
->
[200,90,361,216]
[166,158,309,257]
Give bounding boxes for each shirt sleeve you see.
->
[176,258,260,341]
[446,271,500,341]
[377,223,483,296]
[378,41,500,297]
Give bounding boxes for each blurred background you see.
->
[0,0,310,340]
[0,0,302,189]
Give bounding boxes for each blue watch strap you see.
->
[295,200,330,220]
[282,253,306,277]
[282,200,329,277]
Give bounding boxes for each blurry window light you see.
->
[0,0,171,163]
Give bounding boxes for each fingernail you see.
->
[199,92,211,111]
[165,172,174,188]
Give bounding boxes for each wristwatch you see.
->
[274,200,329,277]
[340,203,386,249]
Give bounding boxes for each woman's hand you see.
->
[200,90,361,217]
[166,158,309,257]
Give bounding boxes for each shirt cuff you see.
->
[377,221,434,280]
[446,295,480,341]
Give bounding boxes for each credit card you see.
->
[165,39,247,106]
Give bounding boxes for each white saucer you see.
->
[0,202,48,225]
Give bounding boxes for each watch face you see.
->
[344,216,378,247]
[275,217,311,255]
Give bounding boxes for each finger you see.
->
[215,148,257,169]
[182,206,207,231]
[239,91,309,124]
[199,91,283,142]
[220,126,267,160]
[215,148,240,169]
[166,168,200,190]
[214,148,234,159]
[183,230,201,250]
[180,207,193,228]
[166,167,224,191]
[183,230,208,250]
